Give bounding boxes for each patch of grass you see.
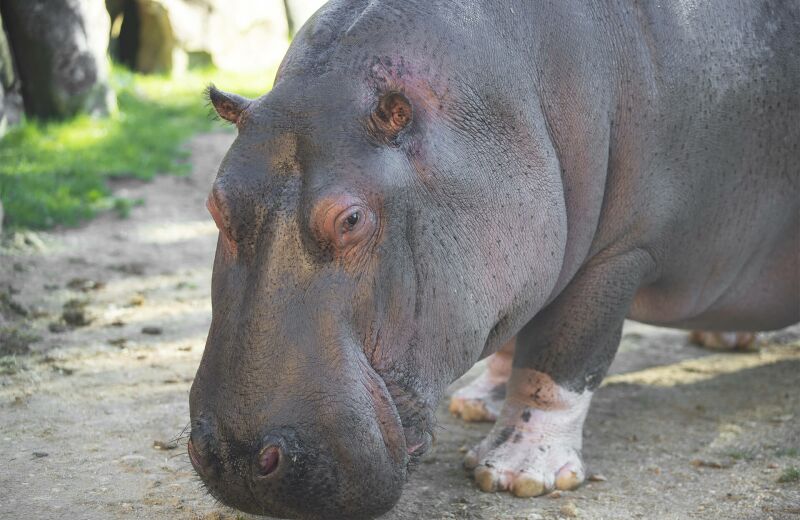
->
[112,196,145,219]
[778,466,800,483]
[775,447,799,458]
[0,64,271,229]
[0,356,27,375]
[725,449,757,461]
[0,326,40,356]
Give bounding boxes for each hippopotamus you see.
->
[188,0,800,518]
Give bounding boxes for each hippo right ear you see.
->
[206,84,252,125]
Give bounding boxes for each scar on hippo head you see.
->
[370,92,413,143]
[207,84,252,126]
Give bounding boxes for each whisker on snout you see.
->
[171,421,191,444]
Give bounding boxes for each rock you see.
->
[134,0,177,74]
[48,322,68,333]
[141,325,162,335]
[62,298,92,327]
[152,439,177,450]
[0,0,116,120]
[112,0,290,74]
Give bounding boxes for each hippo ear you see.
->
[207,84,252,125]
[371,92,413,143]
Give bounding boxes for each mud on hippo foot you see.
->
[464,422,584,497]
[689,330,759,351]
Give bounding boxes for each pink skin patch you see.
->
[464,369,592,497]
[206,193,237,257]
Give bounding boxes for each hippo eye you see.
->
[343,211,361,232]
[324,203,376,252]
[335,207,366,237]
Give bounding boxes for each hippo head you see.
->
[189,2,567,518]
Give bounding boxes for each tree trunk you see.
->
[0,8,22,136]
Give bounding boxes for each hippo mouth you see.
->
[359,356,433,465]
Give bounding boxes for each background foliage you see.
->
[0,65,269,229]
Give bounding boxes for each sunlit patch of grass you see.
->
[0,64,272,229]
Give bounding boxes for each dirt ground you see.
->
[1,131,798,520]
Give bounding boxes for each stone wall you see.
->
[111,0,296,74]
[0,0,116,120]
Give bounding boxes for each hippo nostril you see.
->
[257,445,281,477]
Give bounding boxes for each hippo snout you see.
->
[188,379,409,520]
[188,419,407,519]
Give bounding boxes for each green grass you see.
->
[725,449,757,461]
[778,466,800,483]
[0,64,271,229]
[775,447,799,458]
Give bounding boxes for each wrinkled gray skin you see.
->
[189,1,800,518]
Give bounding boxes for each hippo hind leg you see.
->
[449,337,515,422]
[689,330,759,351]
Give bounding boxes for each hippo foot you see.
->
[449,342,515,422]
[449,372,506,422]
[689,330,759,351]
[463,420,584,497]
[463,369,592,497]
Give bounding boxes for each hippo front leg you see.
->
[465,249,655,496]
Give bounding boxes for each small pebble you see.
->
[127,294,146,307]
[559,501,578,518]
[48,322,67,333]
[153,440,177,450]
[141,326,162,335]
